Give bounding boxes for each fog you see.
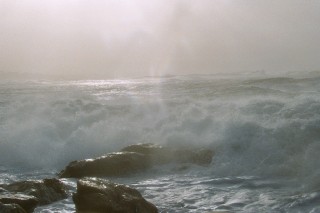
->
[1,0,320,80]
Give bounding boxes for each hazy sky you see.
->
[1,0,320,79]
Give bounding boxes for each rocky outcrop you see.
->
[0,194,38,213]
[59,152,150,178]
[1,178,68,205]
[73,178,158,213]
[0,143,214,212]
[0,202,27,213]
[59,143,214,178]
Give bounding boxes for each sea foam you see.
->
[0,73,320,190]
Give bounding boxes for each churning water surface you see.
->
[1,72,320,212]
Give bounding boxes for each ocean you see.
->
[1,72,320,212]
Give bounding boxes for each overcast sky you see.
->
[1,0,320,79]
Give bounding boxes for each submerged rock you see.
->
[59,152,150,178]
[0,194,38,213]
[0,187,7,193]
[122,143,214,165]
[1,178,68,205]
[121,143,165,155]
[173,148,214,165]
[0,202,27,213]
[121,143,173,164]
[73,177,158,213]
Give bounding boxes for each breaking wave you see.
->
[0,72,320,190]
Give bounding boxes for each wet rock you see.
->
[1,178,68,205]
[0,194,38,213]
[0,202,27,213]
[73,177,158,213]
[59,152,150,178]
[59,143,214,179]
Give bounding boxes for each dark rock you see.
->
[73,178,158,213]
[59,152,150,178]
[59,144,214,179]
[1,178,68,205]
[0,194,38,213]
[0,202,27,213]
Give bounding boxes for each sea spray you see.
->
[0,73,320,191]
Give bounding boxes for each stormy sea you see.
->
[1,71,320,213]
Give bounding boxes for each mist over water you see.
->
[1,0,320,79]
[1,72,320,212]
[0,72,319,190]
[1,1,320,211]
